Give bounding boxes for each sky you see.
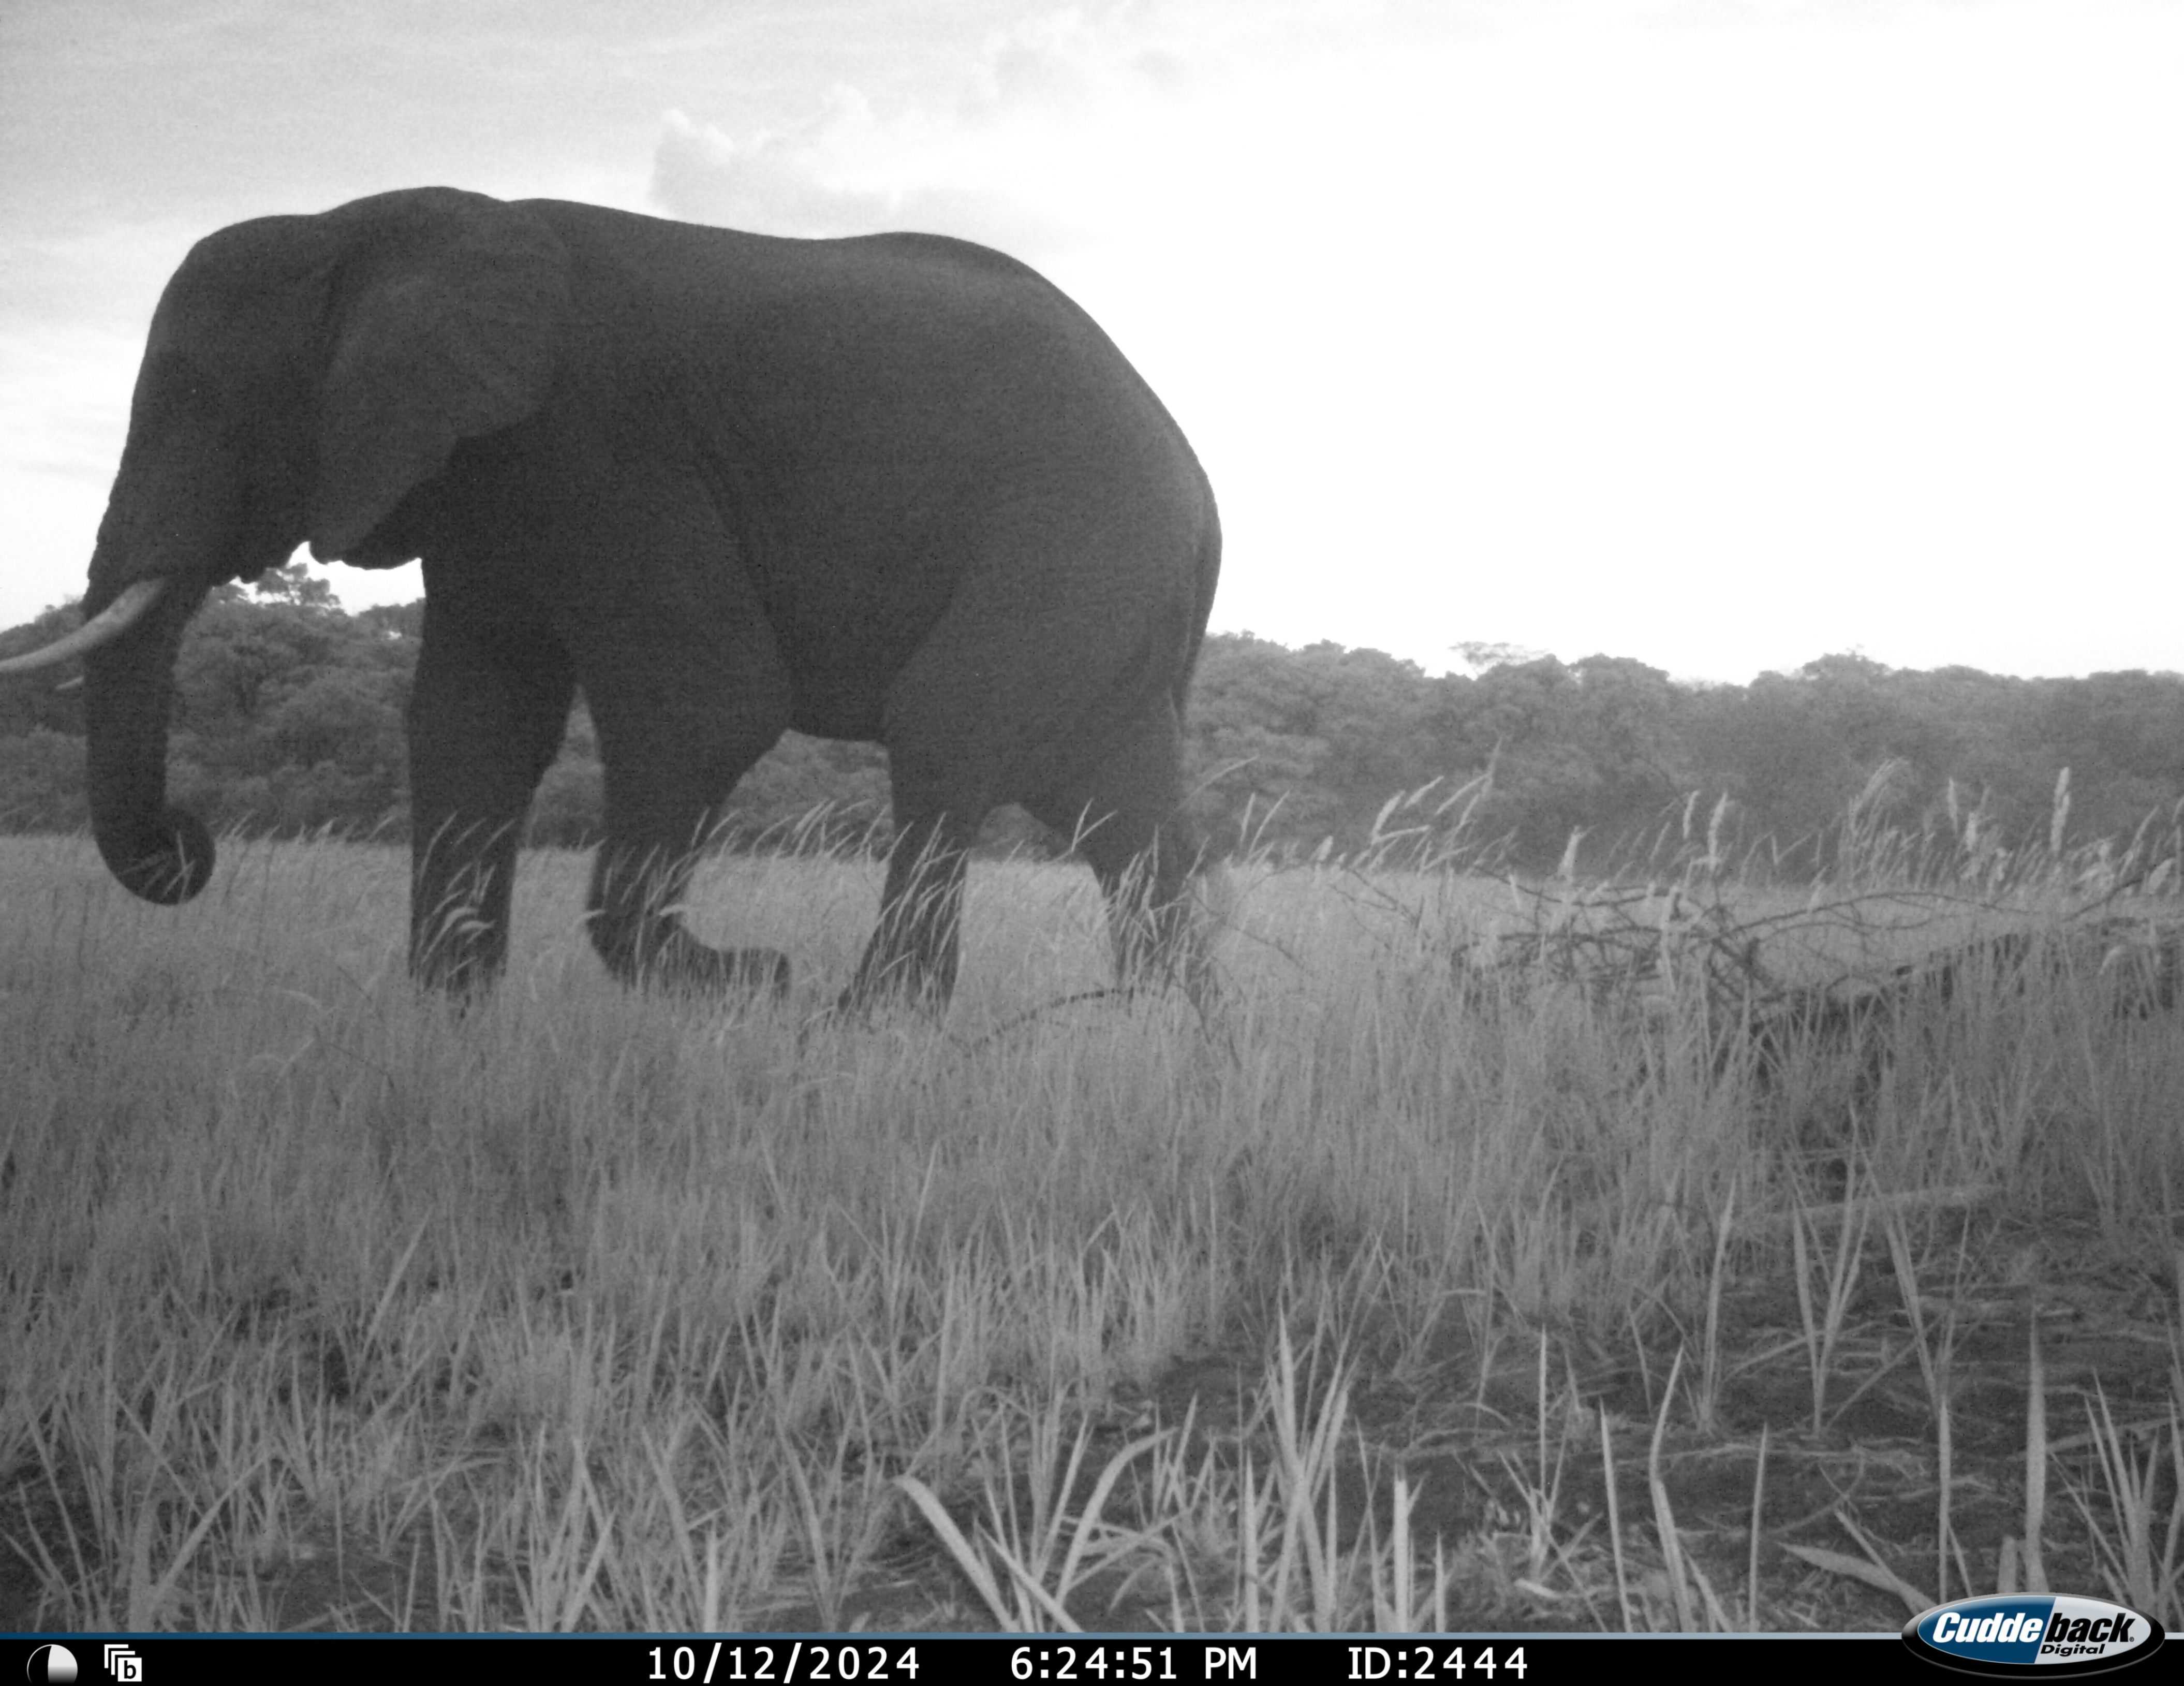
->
[2,0,2179,684]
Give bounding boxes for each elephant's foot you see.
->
[411,946,506,1000]
[709,945,792,995]
[410,916,510,999]
[593,917,789,996]
[832,981,929,1019]
[834,950,953,1018]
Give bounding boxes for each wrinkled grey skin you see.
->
[54,187,1219,1006]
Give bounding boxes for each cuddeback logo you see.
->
[1903,1594,2164,1675]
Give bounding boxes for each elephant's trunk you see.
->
[81,562,215,904]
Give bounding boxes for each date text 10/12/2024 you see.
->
[646,1641,1532,1682]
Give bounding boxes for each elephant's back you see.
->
[526,200,1197,463]
[519,198,1215,735]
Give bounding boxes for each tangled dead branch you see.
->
[1450,876,2184,1091]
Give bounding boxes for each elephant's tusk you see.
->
[0,579,169,675]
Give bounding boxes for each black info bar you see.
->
[16,1632,1899,1686]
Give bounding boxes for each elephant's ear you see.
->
[307,192,571,562]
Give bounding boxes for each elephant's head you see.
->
[0,187,570,902]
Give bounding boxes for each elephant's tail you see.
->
[1176,492,1222,707]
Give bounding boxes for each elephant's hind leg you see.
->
[1030,695,1207,999]
[839,808,982,1011]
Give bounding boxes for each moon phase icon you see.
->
[26,1647,78,1685]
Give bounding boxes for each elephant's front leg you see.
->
[585,830,790,993]
[406,618,574,993]
[577,619,793,996]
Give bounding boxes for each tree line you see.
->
[7,566,2184,874]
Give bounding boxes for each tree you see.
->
[10,590,2184,875]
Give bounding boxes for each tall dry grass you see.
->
[2,797,2180,1631]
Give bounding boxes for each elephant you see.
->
[0,187,1220,1008]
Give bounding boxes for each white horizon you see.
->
[4,0,2178,684]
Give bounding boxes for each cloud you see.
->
[652,98,889,237]
[961,5,1200,115]
[650,100,1089,257]
[644,3,1226,259]
[651,97,1093,258]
